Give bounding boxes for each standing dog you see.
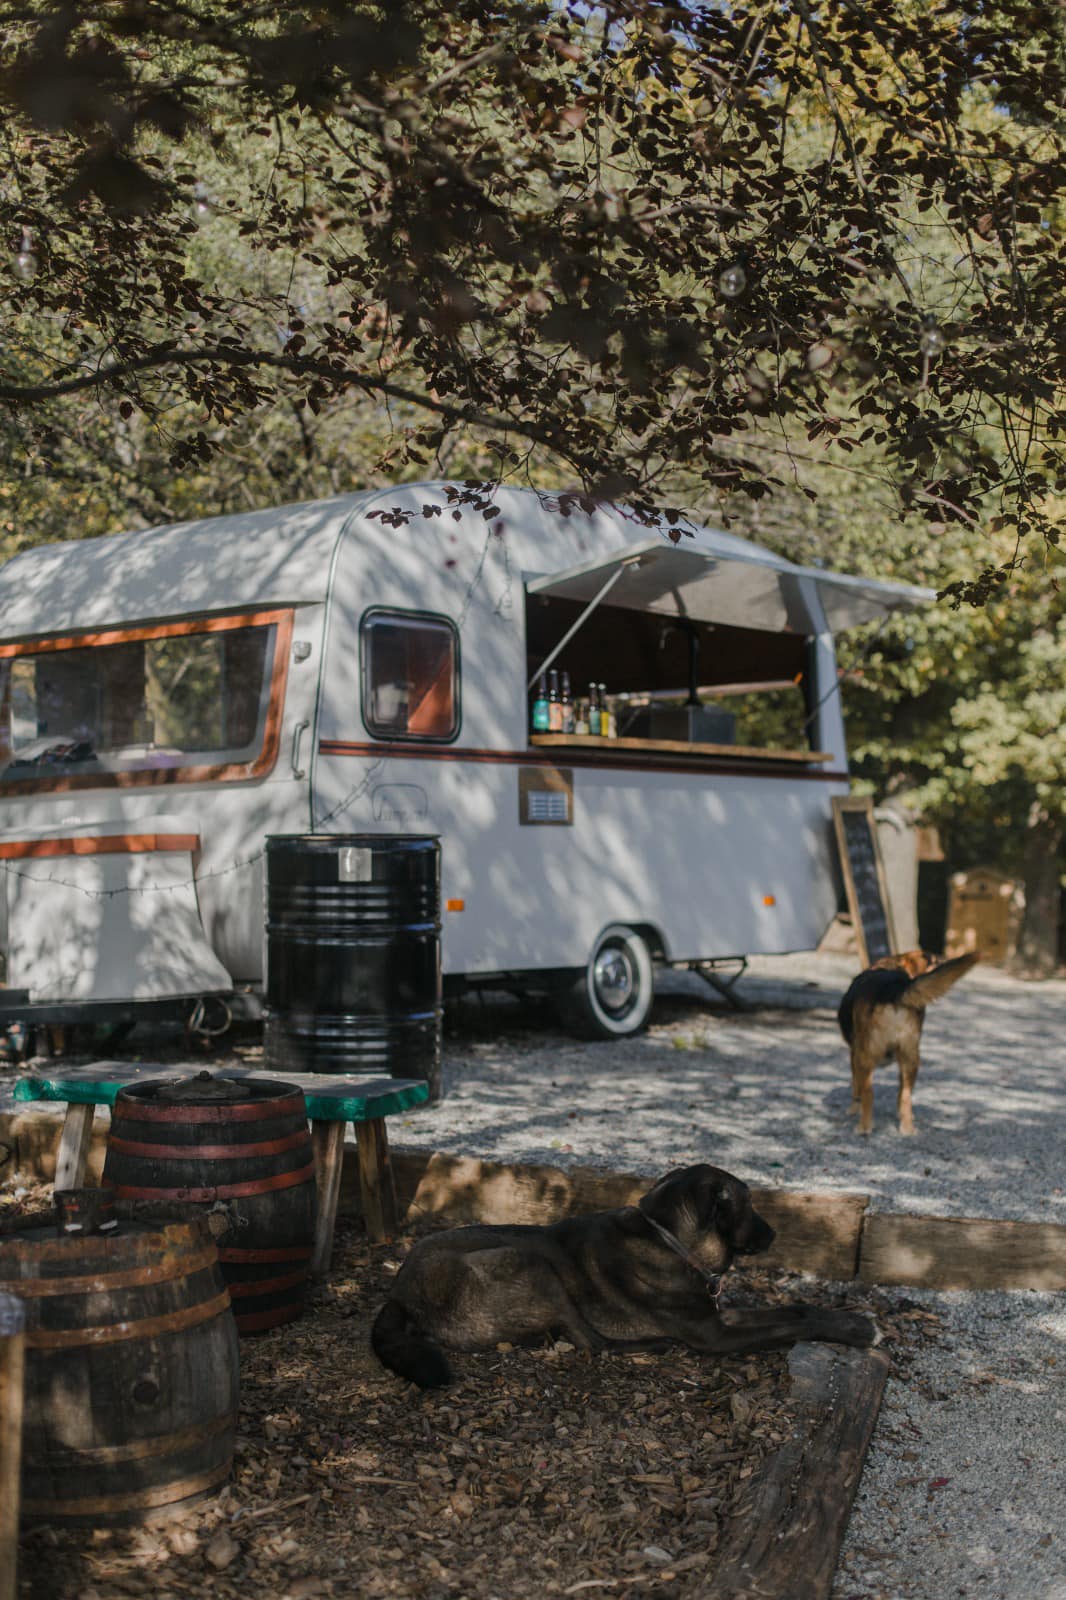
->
[838,949,979,1136]
[371,1163,877,1388]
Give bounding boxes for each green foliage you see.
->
[0,1,1063,587]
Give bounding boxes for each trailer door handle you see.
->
[291,720,310,779]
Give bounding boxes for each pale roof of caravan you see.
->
[0,482,932,642]
[0,493,367,641]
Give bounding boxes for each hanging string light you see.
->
[192,181,213,220]
[717,259,748,300]
[13,228,38,281]
[919,315,946,357]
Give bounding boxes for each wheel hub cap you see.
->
[594,946,635,1014]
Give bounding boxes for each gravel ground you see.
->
[831,1285,1066,1600]
[389,951,1066,1226]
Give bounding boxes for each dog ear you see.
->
[638,1169,689,1227]
[699,1180,740,1237]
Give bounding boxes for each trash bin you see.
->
[263,834,442,1099]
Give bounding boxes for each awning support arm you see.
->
[525,556,642,692]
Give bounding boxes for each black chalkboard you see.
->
[832,797,897,967]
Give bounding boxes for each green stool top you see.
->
[13,1063,430,1122]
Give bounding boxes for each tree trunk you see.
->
[1016,805,1063,976]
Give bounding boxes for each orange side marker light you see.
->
[446,898,465,912]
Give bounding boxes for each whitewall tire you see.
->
[559,925,655,1039]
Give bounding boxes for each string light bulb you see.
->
[717,260,748,300]
[14,228,38,281]
[919,316,946,358]
[192,181,212,220]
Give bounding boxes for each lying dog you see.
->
[838,948,980,1136]
[371,1163,877,1388]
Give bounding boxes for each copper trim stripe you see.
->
[112,1096,305,1125]
[22,1461,232,1517]
[234,1304,303,1333]
[108,1162,315,1203]
[0,608,291,657]
[0,1246,218,1298]
[0,834,200,862]
[218,1245,313,1264]
[24,1289,232,1349]
[225,1269,308,1299]
[36,1412,233,1467]
[106,1129,310,1161]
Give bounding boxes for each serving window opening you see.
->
[524,592,817,759]
[360,608,460,743]
[0,612,287,791]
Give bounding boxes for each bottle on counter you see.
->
[575,697,590,735]
[588,682,601,737]
[600,683,617,739]
[548,669,563,732]
[561,671,574,734]
[532,673,550,733]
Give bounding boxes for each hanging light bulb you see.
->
[14,228,38,281]
[192,181,212,220]
[717,260,748,300]
[919,316,946,358]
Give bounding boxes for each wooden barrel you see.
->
[102,1073,316,1335]
[0,1218,237,1525]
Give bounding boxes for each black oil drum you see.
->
[264,834,442,1099]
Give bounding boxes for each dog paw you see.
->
[814,1310,879,1348]
[840,1312,880,1347]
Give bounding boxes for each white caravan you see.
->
[0,484,929,1037]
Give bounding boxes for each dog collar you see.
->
[634,1210,723,1304]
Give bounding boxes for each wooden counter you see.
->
[529,734,833,765]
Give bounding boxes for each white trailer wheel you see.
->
[560,925,654,1040]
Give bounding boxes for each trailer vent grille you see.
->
[518,766,573,826]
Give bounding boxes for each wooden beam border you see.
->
[705,1343,890,1600]
[5,1114,1066,1291]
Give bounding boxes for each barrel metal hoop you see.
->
[106,1130,310,1161]
[22,1288,233,1348]
[218,1245,313,1264]
[33,1412,233,1467]
[113,1095,306,1124]
[106,1161,315,1204]
[225,1268,308,1299]
[0,1246,219,1299]
[22,1460,232,1516]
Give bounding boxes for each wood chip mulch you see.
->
[4,1189,938,1600]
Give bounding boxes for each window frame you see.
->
[359,606,462,745]
[0,608,292,796]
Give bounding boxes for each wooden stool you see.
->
[13,1064,430,1273]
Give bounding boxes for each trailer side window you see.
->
[361,610,459,742]
[0,612,288,791]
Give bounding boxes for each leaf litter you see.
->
[10,1206,937,1600]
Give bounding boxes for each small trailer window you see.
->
[361,610,460,742]
[0,612,288,791]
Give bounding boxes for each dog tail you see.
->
[901,950,980,1010]
[371,1299,453,1389]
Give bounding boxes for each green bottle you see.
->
[532,674,550,732]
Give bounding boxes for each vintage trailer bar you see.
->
[0,484,930,1038]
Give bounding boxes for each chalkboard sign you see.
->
[832,796,897,967]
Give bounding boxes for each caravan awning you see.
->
[526,536,933,634]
